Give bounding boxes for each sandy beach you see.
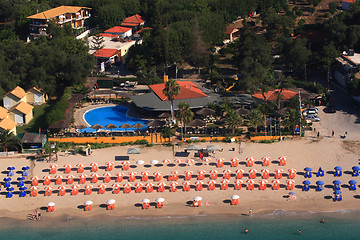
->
[1,136,360,223]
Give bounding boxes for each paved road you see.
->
[310,73,360,141]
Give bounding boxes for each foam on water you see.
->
[2,211,360,240]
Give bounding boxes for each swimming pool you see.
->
[83,106,148,132]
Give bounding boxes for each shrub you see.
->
[134,139,148,145]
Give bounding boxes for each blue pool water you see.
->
[83,106,148,132]
[2,211,360,240]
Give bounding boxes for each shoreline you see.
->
[1,206,360,230]
[1,200,360,224]
[1,139,360,229]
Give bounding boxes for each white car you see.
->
[305,114,320,122]
[303,108,318,116]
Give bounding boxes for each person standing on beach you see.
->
[249,209,252,216]
[317,132,320,138]
[33,209,38,220]
[332,130,335,137]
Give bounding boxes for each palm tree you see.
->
[283,109,300,133]
[224,109,243,134]
[247,109,263,133]
[176,102,194,140]
[162,79,181,123]
[0,130,20,153]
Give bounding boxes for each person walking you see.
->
[332,130,335,137]
[317,132,320,138]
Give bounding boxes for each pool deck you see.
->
[73,103,151,128]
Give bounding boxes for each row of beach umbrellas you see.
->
[45,157,288,175]
[77,123,146,132]
[26,179,299,196]
[29,169,298,188]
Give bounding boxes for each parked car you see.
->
[325,104,336,113]
[305,114,320,122]
[307,107,318,114]
[303,108,318,116]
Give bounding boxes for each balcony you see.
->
[30,22,48,27]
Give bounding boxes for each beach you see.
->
[0,136,360,225]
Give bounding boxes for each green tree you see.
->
[279,37,311,74]
[187,17,210,74]
[261,7,295,38]
[163,79,181,122]
[247,109,263,133]
[91,34,105,51]
[97,3,125,29]
[232,30,273,91]
[0,130,20,153]
[224,109,243,134]
[282,109,300,133]
[176,102,194,140]
[329,2,338,14]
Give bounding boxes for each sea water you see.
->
[1,210,360,240]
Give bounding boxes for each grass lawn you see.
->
[17,103,51,134]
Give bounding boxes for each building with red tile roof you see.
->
[252,89,297,102]
[132,81,220,111]
[149,81,207,101]
[99,33,120,38]
[93,49,119,58]
[121,14,145,28]
[104,26,132,38]
[342,0,357,10]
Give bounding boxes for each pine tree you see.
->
[91,34,105,51]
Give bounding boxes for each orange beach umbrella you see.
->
[186,159,195,165]
[174,159,183,164]
[203,158,211,164]
[163,159,171,164]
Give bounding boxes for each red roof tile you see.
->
[252,89,297,101]
[225,27,237,35]
[93,49,118,58]
[99,33,119,38]
[121,14,145,27]
[105,26,132,34]
[149,81,207,101]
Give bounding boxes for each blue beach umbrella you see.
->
[17,177,25,181]
[19,186,27,191]
[316,180,324,185]
[7,187,14,192]
[304,167,312,172]
[4,177,11,182]
[352,166,360,171]
[334,166,342,171]
[334,190,342,195]
[7,166,15,171]
[4,182,11,188]
[22,166,29,171]
[333,180,341,185]
[289,192,295,195]
[303,180,311,185]
[349,180,357,185]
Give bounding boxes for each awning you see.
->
[127,148,140,154]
